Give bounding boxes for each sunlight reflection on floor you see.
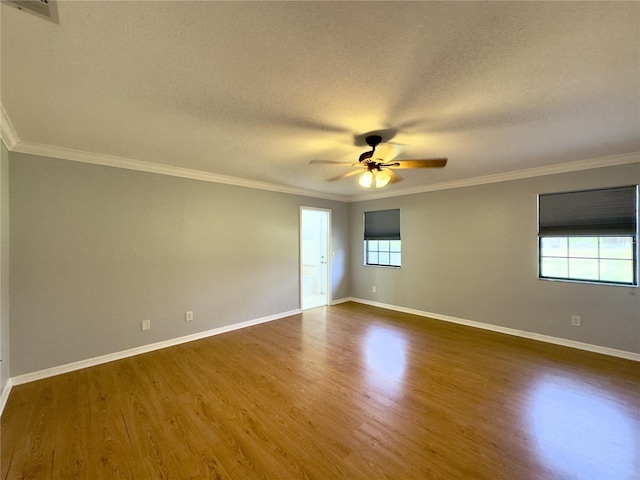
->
[364,327,407,394]
[527,375,638,479]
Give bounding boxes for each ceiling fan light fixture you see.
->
[358,169,391,189]
[359,170,374,188]
[375,170,391,188]
[312,130,448,189]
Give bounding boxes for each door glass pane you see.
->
[301,208,329,310]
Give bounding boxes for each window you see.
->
[538,185,638,286]
[364,209,401,267]
[366,239,402,267]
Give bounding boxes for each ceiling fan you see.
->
[310,134,447,188]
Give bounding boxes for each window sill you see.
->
[538,277,638,288]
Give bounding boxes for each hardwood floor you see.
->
[2,302,639,479]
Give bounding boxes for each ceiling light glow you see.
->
[359,169,391,188]
[359,170,374,188]
[375,170,391,188]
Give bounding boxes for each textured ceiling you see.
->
[1,1,639,199]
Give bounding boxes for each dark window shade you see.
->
[538,185,638,236]
[364,209,401,240]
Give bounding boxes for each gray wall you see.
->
[9,152,349,375]
[7,150,640,378]
[1,141,9,393]
[350,163,640,354]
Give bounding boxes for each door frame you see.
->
[299,207,332,310]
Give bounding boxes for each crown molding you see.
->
[351,151,640,202]
[3,104,637,203]
[9,137,639,204]
[9,140,350,202]
[1,104,348,201]
[0,104,19,149]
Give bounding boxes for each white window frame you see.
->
[363,209,401,268]
[364,239,402,268]
[538,235,637,286]
[537,185,638,287]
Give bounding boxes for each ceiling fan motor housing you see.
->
[365,135,382,147]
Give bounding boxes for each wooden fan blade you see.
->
[309,159,358,166]
[389,158,448,169]
[328,169,363,182]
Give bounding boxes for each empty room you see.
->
[0,2,639,479]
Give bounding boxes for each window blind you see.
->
[364,209,401,240]
[538,185,638,236]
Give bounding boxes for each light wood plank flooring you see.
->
[2,302,639,479]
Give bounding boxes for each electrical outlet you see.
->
[372,286,377,293]
[141,319,151,331]
[571,315,581,327]
[185,311,193,322]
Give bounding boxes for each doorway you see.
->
[300,207,330,310]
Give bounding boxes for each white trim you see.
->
[13,144,638,203]
[300,207,332,310]
[3,95,637,204]
[0,105,19,149]
[330,297,351,305]
[10,309,300,386]
[4,299,638,403]
[351,152,640,201]
[9,140,350,202]
[0,378,12,417]
[350,297,640,362]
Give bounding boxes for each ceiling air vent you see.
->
[4,0,59,24]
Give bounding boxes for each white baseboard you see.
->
[0,378,12,417]
[349,298,640,362]
[7,299,638,400]
[10,309,301,387]
[330,297,351,305]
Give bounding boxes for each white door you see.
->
[300,208,330,310]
